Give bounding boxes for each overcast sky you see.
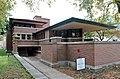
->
[10,0,87,25]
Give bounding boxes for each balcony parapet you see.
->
[13,39,39,46]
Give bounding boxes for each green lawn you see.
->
[0,49,34,79]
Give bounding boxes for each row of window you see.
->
[34,29,83,40]
[14,29,82,40]
[14,22,36,28]
[52,29,82,38]
[13,34,32,40]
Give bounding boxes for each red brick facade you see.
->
[7,16,120,69]
[13,27,41,33]
[40,41,120,69]
[67,44,94,66]
[94,42,120,66]
[6,16,49,53]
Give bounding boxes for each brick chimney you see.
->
[33,16,50,27]
[33,16,42,20]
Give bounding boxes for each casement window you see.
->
[22,34,25,39]
[52,29,82,38]
[27,35,31,40]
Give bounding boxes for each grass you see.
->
[0,49,7,56]
[0,49,34,79]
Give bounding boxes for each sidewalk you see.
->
[14,54,48,79]
[14,54,74,79]
[23,57,74,79]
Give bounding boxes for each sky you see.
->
[10,0,87,25]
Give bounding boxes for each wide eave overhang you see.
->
[39,17,116,33]
[9,18,47,28]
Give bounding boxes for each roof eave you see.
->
[34,17,116,34]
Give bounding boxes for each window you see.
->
[14,22,36,28]
[27,35,31,40]
[67,29,82,37]
[22,34,25,39]
[13,34,20,40]
[52,29,82,38]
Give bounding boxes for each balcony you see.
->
[14,40,40,47]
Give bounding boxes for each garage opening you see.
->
[18,47,41,56]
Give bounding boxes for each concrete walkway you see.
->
[14,54,74,79]
[14,54,48,79]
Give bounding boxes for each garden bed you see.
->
[55,65,120,79]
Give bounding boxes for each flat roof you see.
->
[10,18,47,24]
[36,17,116,33]
[9,18,47,29]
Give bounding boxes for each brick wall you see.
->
[41,43,94,66]
[6,30,13,52]
[41,44,67,63]
[33,16,50,28]
[67,44,95,66]
[13,40,18,52]
[56,44,67,61]
[14,27,41,33]
[12,40,39,53]
[94,42,120,66]
[41,44,57,63]
[17,40,39,45]
[40,42,120,68]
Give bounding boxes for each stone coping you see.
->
[40,41,120,45]
[17,45,41,47]
[15,37,120,44]
[15,39,39,42]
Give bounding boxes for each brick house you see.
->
[7,16,120,69]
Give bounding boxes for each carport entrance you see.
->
[18,47,41,56]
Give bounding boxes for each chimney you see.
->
[33,15,50,27]
[33,16,42,20]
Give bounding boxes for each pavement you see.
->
[14,54,74,79]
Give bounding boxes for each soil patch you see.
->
[55,66,120,79]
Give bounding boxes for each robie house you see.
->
[7,16,120,70]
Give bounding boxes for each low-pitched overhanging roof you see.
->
[38,17,116,32]
[9,18,47,28]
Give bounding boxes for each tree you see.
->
[21,0,55,11]
[70,0,120,41]
[23,0,120,23]
[0,0,15,34]
[23,0,120,41]
[95,29,119,41]
[70,0,120,23]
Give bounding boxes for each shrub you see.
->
[0,49,7,56]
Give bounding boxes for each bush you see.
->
[0,49,7,56]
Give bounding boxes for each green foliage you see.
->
[84,32,95,39]
[0,49,7,56]
[0,54,34,79]
[84,29,120,41]
[22,0,120,24]
[0,35,4,41]
[22,0,55,11]
[0,0,15,34]
[70,0,120,24]
[22,0,120,41]
[70,0,120,41]
[0,0,15,19]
